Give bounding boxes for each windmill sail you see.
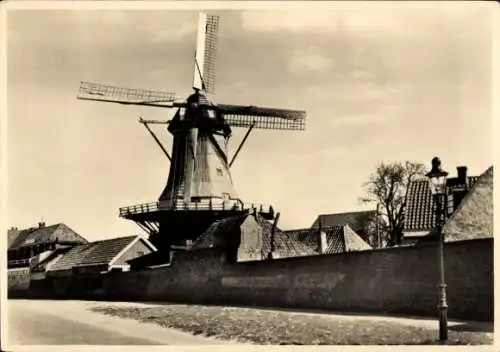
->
[77,81,176,107]
[193,13,219,93]
[218,104,306,130]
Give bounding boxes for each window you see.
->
[216,168,223,176]
[137,251,144,257]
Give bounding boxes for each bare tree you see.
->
[360,161,426,246]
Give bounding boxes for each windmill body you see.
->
[159,90,240,210]
[77,13,306,258]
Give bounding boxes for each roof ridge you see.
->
[88,234,138,244]
[317,210,376,217]
[283,228,312,232]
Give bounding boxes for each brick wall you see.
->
[16,238,493,321]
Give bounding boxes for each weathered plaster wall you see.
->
[237,216,265,262]
[7,267,30,292]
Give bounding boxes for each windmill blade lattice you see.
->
[78,81,176,107]
[193,14,219,94]
[203,15,219,93]
[218,104,306,131]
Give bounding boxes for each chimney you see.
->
[318,230,328,254]
[268,212,280,260]
[38,221,46,228]
[457,166,467,186]
[7,227,20,247]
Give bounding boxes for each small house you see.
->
[403,165,493,245]
[42,235,157,278]
[7,222,88,293]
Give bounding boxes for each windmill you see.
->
[77,13,306,254]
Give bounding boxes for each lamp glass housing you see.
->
[428,175,447,196]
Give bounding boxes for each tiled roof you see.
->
[283,224,372,255]
[311,211,376,234]
[262,226,317,259]
[8,223,88,250]
[404,176,479,233]
[190,215,247,250]
[191,214,318,259]
[47,235,138,272]
[192,214,372,259]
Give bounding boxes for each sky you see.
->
[5,2,495,241]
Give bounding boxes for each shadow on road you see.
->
[448,322,493,333]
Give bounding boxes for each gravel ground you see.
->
[90,304,493,345]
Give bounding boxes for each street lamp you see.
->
[425,157,449,342]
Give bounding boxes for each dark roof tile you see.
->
[8,223,88,250]
[404,176,479,233]
[48,235,138,271]
[190,215,247,250]
[284,224,371,255]
[311,211,376,234]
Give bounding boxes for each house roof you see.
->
[8,223,88,250]
[261,223,317,259]
[47,235,149,272]
[441,166,493,242]
[190,214,247,250]
[284,224,372,255]
[191,213,318,259]
[191,213,372,259]
[310,211,376,234]
[404,175,479,234]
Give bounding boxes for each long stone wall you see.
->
[11,238,494,321]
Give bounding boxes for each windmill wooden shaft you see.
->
[76,12,306,257]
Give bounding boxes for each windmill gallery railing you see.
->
[119,200,274,217]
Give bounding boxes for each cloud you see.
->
[241,10,338,32]
[240,7,413,34]
[240,4,490,39]
[330,111,399,127]
[288,46,332,73]
[149,22,196,43]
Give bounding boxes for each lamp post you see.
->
[425,157,449,342]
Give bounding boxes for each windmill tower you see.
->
[77,13,306,255]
